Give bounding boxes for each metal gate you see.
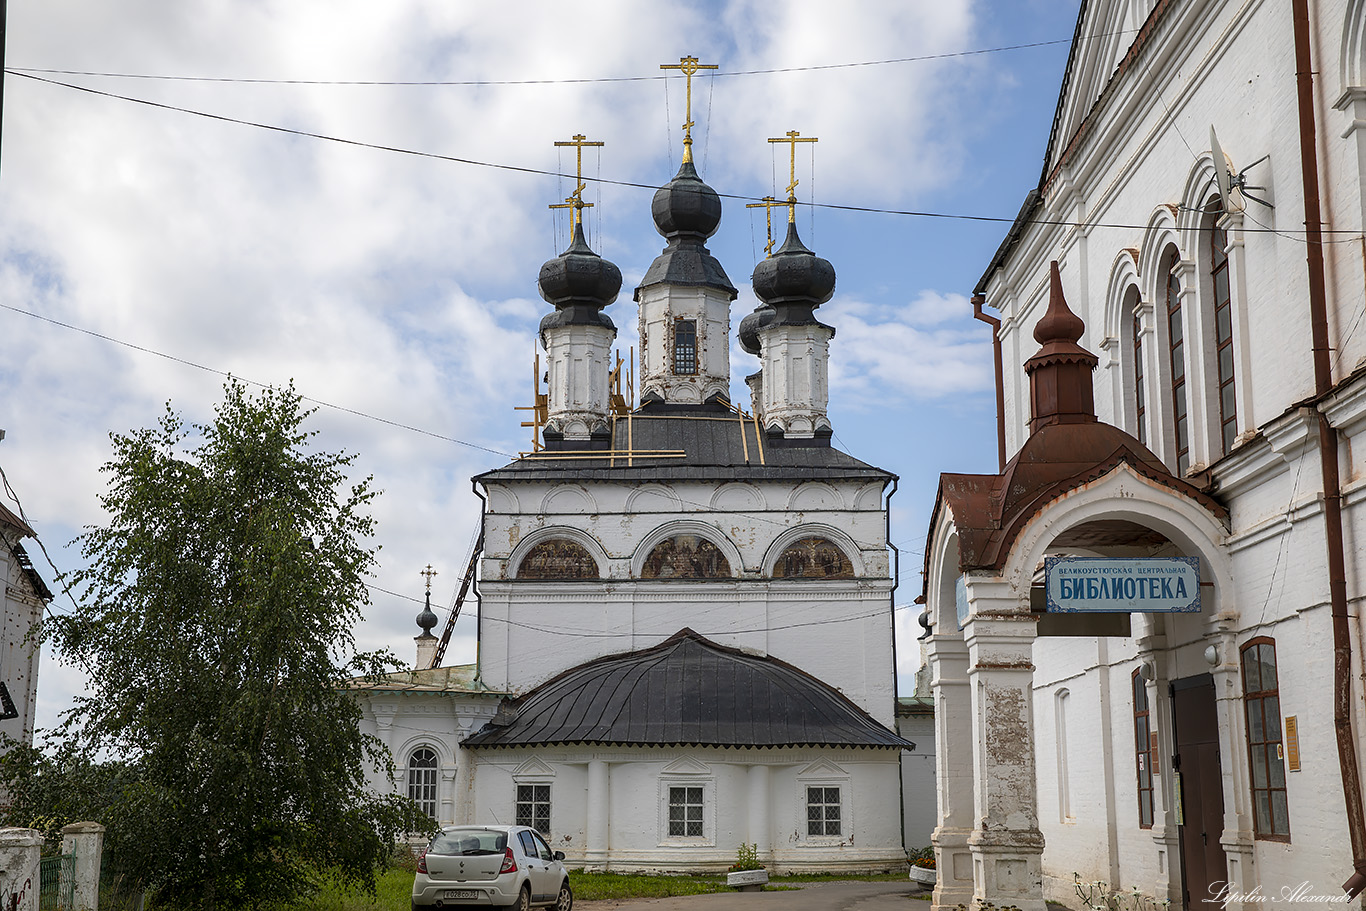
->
[38,853,74,911]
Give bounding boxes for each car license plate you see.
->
[443,890,478,900]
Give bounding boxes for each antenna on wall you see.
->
[1210,126,1273,213]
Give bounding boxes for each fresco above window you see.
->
[517,539,599,580]
[641,535,731,579]
[774,538,854,579]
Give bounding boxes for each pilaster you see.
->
[929,630,976,911]
[586,759,611,870]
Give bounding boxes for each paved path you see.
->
[577,879,927,911]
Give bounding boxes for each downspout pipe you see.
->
[884,476,905,855]
[972,293,1007,471]
[1291,0,1366,894]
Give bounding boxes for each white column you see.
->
[0,828,42,911]
[963,584,1045,911]
[453,738,476,826]
[747,764,771,857]
[929,631,975,911]
[585,760,610,870]
[1136,622,1180,905]
[60,821,105,911]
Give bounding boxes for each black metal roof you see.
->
[462,628,913,750]
[476,402,895,484]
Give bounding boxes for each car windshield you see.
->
[429,829,508,856]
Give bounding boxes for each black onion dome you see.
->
[651,159,722,239]
[538,222,622,309]
[416,600,438,634]
[751,222,836,321]
[738,304,776,355]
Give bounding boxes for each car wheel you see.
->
[515,884,531,911]
[554,881,573,911]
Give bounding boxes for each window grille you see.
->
[668,786,704,837]
[673,319,698,375]
[407,747,439,820]
[1242,638,1291,839]
[1133,670,1154,828]
[806,786,842,837]
[516,784,551,835]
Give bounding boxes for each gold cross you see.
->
[420,564,438,593]
[660,56,718,164]
[550,133,604,230]
[746,196,781,257]
[768,130,818,222]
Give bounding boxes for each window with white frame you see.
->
[667,785,704,837]
[516,783,551,836]
[806,786,842,837]
[407,747,439,819]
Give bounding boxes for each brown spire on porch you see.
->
[1025,261,1098,433]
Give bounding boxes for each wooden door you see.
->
[1172,675,1228,911]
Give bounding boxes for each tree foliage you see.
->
[37,381,429,909]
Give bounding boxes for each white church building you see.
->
[354,134,913,871]
[923,2,1366,911]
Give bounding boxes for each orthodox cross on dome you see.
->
[420,564,439,593]
[660,56,718,164]
[768,130,818,223]
[550,133,604,231]
[746,196,781,257]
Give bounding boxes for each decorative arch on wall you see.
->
[539,484,598,516]
[633,521,741,579]
[1178,155,1224,252]
[1103,248,1143,343]
[509,527,607,580]
[1343,0,1366,90]
[762,524,864,579]
[1138,206,1183,306]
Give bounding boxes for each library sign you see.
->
[1044,556,1201,613]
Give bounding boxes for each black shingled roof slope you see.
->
[476,402,895,484]
[463,628,912,750]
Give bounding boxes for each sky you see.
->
[0,0,1085,734]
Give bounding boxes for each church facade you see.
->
[355,138,912,871]
[924,2,1366,911]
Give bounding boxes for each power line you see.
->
[0,301,516,459]
[12,70,1358,239]
[4,33,1118,87]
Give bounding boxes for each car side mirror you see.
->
[553,851,565,861]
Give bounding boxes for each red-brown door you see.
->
[1172,675,1228,911]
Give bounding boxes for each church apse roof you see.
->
[476,401,894,484]
[462,628,912,750]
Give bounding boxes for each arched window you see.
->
[1122,285,1147,446]
[407,747,439,820]
[1241,638,1290,840]
[773,537,855,579]
[1165,255,1191,475]
[1209,208,1237,455]
[517,539,598,580]
[641,535,731,579]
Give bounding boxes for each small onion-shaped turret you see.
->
[651,159,722,240]
[751,221,836,320]
[738,303,776,356]
[416,595,438,635]
[537,221,621,341]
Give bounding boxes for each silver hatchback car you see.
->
[413,825,572,911]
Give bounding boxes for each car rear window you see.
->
[430,830,507,856]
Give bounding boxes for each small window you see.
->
[668,786,704,837]
[1242,638,1290,840]
[518,539,598,580]
[674,319,698,375]
[516,784,551,836]
[1133,670,1154,828]
[774,538,855,579]
[641,535,731,579]
[408,747,439,820]
[806,786,841,837]
[1166,260,1190,475]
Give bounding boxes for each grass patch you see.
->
[770,871,909,883]
[296,868,415,911]
[568,871,734,900]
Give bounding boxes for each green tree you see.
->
[45,381,428,909]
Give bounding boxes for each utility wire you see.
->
[5,33,1123,87]
[0,301,516,459]
[10,70,1359,239]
